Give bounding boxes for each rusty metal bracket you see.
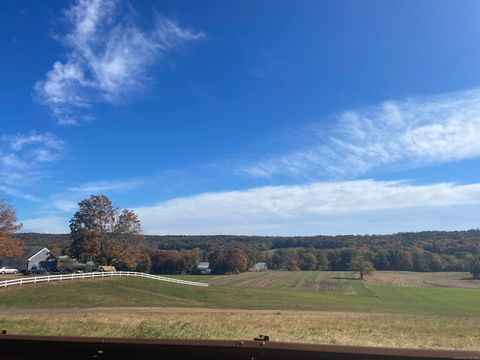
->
[254,335,269,342]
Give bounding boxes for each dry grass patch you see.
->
[0,308,479,351]
[368,271,480,289]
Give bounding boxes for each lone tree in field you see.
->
[69,195,145,270]
[348,256,376,280]
[469,257,480,280]
[0,199,23,258]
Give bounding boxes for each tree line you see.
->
[3,195,480,277]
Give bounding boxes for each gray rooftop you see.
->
[22,246,47,260]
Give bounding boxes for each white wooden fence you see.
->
[0,271,208,289]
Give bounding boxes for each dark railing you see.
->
[1,335,479,360]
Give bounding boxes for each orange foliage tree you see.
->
[0,199,23,258]
[69,195,146,271]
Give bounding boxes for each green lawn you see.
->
[0,275,479,316]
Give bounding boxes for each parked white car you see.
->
[0,266,18,274]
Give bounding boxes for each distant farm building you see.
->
[250,262,268,272]
[0,246,57,272]
[196,262,211,274]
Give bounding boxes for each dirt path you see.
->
[0,306,377,317]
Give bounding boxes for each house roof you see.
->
[22,246,48,261]
[197,262,210,269]
[254,262,267,269]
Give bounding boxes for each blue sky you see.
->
[2,0,480,235]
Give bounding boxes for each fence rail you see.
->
[0,271,208,289]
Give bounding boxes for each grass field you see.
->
[182,270,480,291]
[0,271,479,350]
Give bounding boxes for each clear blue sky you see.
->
[2,0,480,235]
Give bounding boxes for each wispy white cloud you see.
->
[67,178,145,193]
[51,199,79,213]
[0,185,39,202]
[0,132,65,187]
[34,0,205,125]
[133,179,480,235]
[242,87,480,178]
[47,176,150,213]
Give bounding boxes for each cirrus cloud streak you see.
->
[242,87,480,179]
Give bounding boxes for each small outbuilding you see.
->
[250,262,268,272]
[196,261,211,275]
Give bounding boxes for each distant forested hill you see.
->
[16,230,480,256]
[15,230,480,272]
[15,232,71,250]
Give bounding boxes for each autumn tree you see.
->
[298,250,317,271]
[181,247,203,273]
[208,246,228,274]
[0,199,23,258]
[136,252,152,273]
[348,256,376,280]
[151,250,183,274]
[106,209,144,270]
[316,251,329,271]
[69,195,146,270]
[469,257,480,280]
[226,247,249,273]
